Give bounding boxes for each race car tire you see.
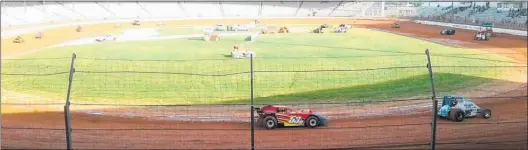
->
[263,116,277,129]
[306,116,319,128]
[481,109,491,119]
[449,109,465,122]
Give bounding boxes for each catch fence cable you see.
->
[5,122,430,131]
[66,97,431,106]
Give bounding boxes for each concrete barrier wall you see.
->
[414,20,527,37]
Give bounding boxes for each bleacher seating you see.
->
[300,1,341,17]
[222,2,260,17]
[454,7,472,18]
[73,2,113,20]
[4,1,25,7]
[5,5,45,24]
[331,2,368,17]
[514,16,527,23]
[43,2,84,21]
[182,2,222,17]
[416,6,451,17]
[139,3,184,18]
[408,2,526,30]
[1,14,24,26]
[0,1,525,30]
[470,8,505,21]
[364,2,382,17]
[260,2,299,17]
[107,2,150,19]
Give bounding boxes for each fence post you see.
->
[250,54,255,150]
[64,53,76,150]
[425,49,437,150]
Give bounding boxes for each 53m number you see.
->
[288,116,304,125]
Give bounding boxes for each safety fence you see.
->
[1,50,527,149]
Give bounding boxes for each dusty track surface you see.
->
[360,21,527,62]
[2,90,526,149]
[2,19,527,149]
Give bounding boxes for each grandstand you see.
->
[1,1,526,30]
[260,2,299,17]
[410,2,526,30]
[1,1,374,26]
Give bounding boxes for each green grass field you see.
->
[1,27,521,104]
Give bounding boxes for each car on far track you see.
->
[440,29,456,35]
[215,24,227,31]
[255,105,328,129]
[95,35,117,42]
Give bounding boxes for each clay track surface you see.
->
[360,21,527,62]
[2,93,526,149]
[2,20,528,149]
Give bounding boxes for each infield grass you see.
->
[1,28,522,104]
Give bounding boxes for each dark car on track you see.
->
[391,23,400,28]
[441,29,456,35]
[320,24,331,28]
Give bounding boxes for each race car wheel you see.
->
[306,116,319,128]
[481,109,491,119]
[263,116,277,129]
[449,110,465,122]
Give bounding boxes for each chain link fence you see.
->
[2,50,527,149]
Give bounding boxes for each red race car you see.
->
[254,105,328,129]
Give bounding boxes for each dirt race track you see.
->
[2,19,527,149]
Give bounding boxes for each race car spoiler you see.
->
[254,105,272,115]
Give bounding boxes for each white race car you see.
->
[215,24,227,31]
[95,35,117,42]
[228,24,251,31]
[334,27,347,33]
[203,27,214,33]
[133,20,141,25]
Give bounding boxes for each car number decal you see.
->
[288,116,303,125]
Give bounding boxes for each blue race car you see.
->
[438,95,491,122]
